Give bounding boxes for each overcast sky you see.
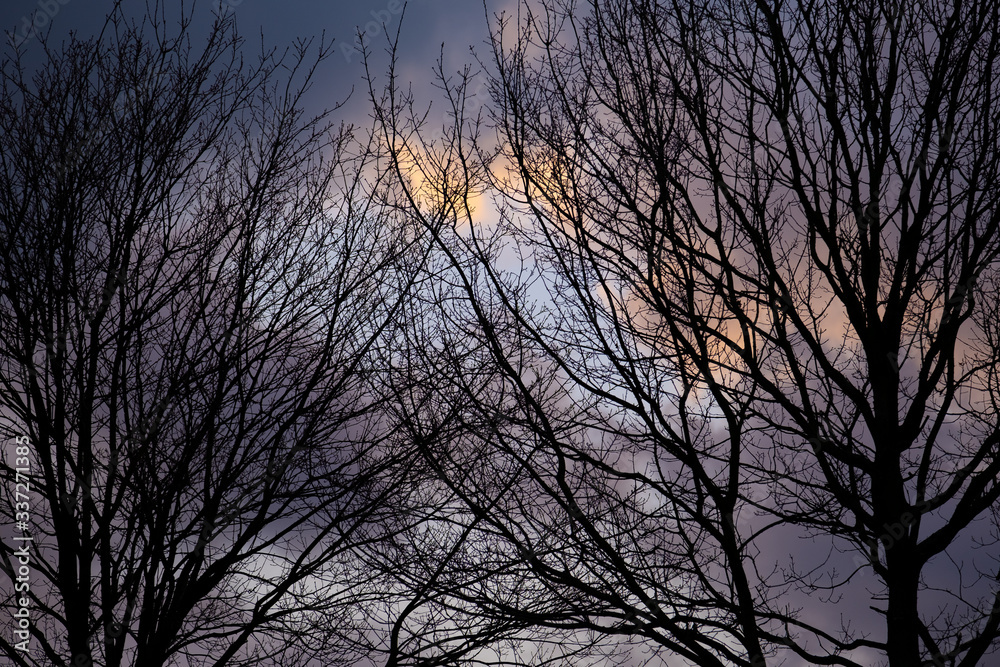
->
[3,3,985,666]
[1,0,508,130]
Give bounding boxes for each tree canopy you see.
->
[4,1,1000,666]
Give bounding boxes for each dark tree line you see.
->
[366,0,1000,666]
[4,1,1000,666]
[0,6,433,666]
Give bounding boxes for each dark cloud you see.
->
[1,0,507,129]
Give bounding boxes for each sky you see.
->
[1,0,508,131]
[2,2,993,666]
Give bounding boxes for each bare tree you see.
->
[0,6,425,666]
[369,0,1000,665]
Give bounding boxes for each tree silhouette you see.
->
[371,0,1000,665]
[0,7,425,666]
